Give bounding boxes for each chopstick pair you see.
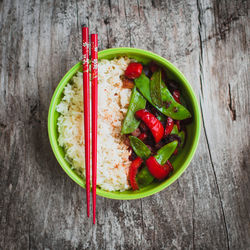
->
[82,27,98,224]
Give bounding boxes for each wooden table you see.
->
[1,0,249,249]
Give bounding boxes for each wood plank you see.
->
[197,0,250,249]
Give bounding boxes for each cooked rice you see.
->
[56,57,132,191]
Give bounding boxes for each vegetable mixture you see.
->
[121,61,192,190]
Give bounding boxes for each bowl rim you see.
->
[48,47,201,200]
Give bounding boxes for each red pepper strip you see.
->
[125,62,143,79]
[138,133,147,141]
[129,157,143,190]
[136,109,164,143]
[175,120,181,131]
[146,156,173,180]
[173,90,180,103]
[165,117,174,136]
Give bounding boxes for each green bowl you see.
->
[48,48,201,200]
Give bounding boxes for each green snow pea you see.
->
[129,136,151,160]
[150,70,163,107]
[134,72,191,120]
[121,87,146,134]
[136,166,155,186]
[154,140,178,165]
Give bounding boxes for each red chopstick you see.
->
[82,26,90,217]
[91,34,98,224]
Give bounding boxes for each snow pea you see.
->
[134,72,191,120]
[121,87,146,134]
[136,166,155,186]
[129,136,151,160]
[150,70,163,107]
[154,140,178,165]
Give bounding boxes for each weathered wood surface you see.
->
[0,0,249,249]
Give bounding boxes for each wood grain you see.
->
[0,0,249,249]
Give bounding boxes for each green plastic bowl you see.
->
[48,48,201,200]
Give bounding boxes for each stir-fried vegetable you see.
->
[154,140,178,165]
[136,166,155,186]
[121,87,146,134]
[122,61,191,190]
[129,157,143,190]
[150,70,163,107]
[165,117,174,136]
[146,141,177,179]
[125,62,143,79]
[129,136,151,160]
[135,109,164,143]
[146,157,173,180]
[129,136,155,186]
[135,72,191,120]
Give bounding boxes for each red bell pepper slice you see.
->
[125,62,143,79]
[129,157,143,190]
[165,117,174,136]
[136,109,164,143]
[146,156,173,180]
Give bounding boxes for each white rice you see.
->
[56,57,132,191]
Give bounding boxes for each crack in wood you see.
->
[151,0,162,9]
[228,83,236,121]
[136,0,141,18]
[199,98,230,250]
[108,0,112,13]
[196,0,204,98]
[30,102,38,115]
[116,0,120,16]
[0,122,7,129]
[212,0,248,40]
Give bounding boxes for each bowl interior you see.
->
[48,48,200,200]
